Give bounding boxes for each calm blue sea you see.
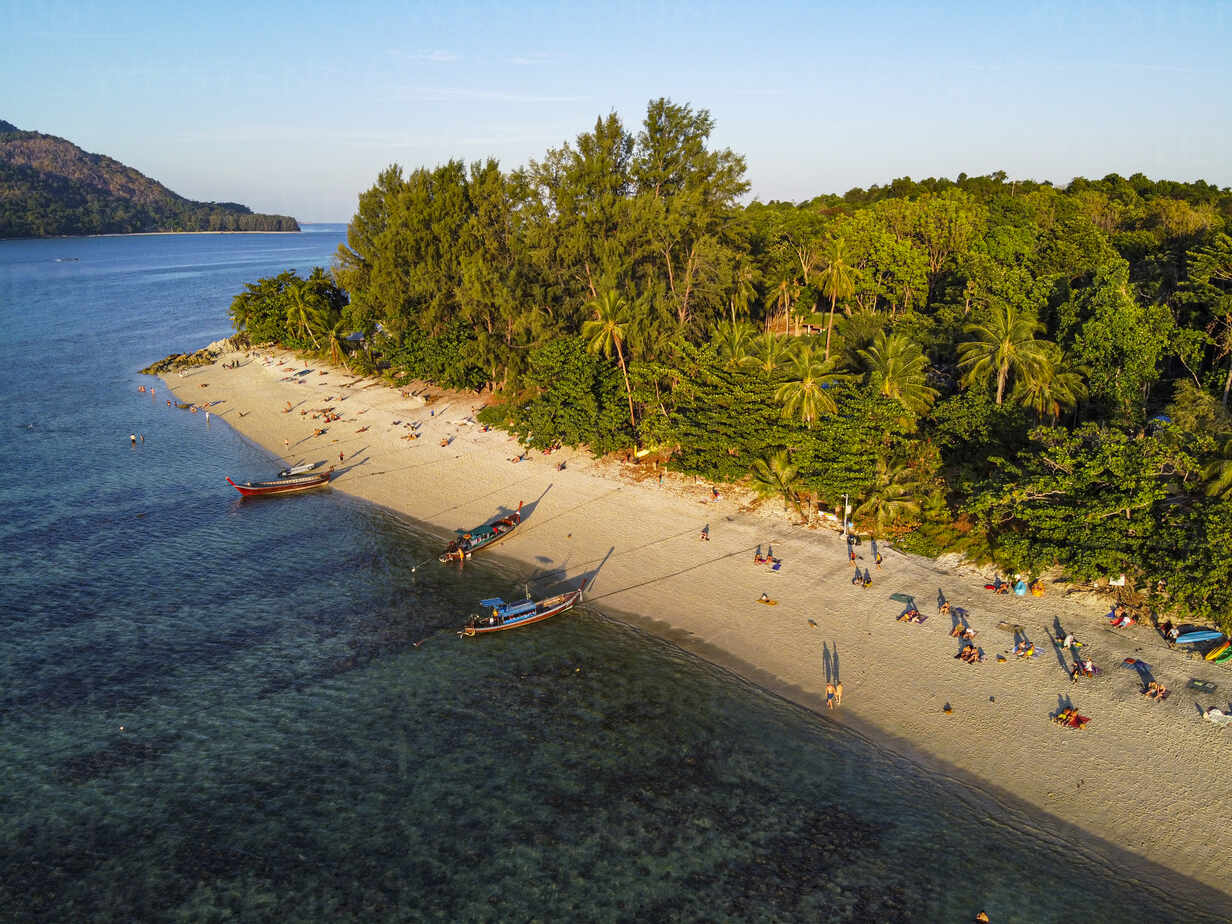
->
[0,228,1223,923]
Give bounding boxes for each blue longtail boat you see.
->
[459,581,585,637]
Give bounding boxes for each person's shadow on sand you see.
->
[823,642,840,685]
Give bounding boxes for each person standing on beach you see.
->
[835,682,843,706]
[825,684,837,709]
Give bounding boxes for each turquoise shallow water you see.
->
[0,229,1225,922]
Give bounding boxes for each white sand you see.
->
[167,348,1232,903]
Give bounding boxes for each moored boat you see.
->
[460,582,585,636]
[278,461,322,478]
[438,501,523,563]
[227,468,333,497]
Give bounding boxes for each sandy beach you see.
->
[165,347,1232,908]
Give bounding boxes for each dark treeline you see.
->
[231,99,1232,629]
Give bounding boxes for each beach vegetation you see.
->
[228,101,1232,630]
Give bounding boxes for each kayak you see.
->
[1174,629,1226,646]
[1217,646,1232,664]
[1205,640,1232,662]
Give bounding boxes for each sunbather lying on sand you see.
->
[1052,708,1090,729]
[1143,682,1169,701]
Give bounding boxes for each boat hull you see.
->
[461,589,582,636]
[227,470,332,497]
[439,501,523,563]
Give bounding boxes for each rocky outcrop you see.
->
[140,337,243,374]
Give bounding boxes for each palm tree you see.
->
[729,258,759,321]
[713,319,757,370]
[750,330,792,374]
[765,273,797,334]
[284,281,325,349]
[859,331,939,416]
[749,450,806,521]
[325,320,351,372]
[817,237,858,360]
[1010,342,1086,421]
[582,290,636,431]
[775,344,853,427]
[957,301,1050,405]
[228,291,252,334]
[854,455,926,535]
[1204,438,1232,500]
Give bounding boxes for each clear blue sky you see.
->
[4,1,1229,221]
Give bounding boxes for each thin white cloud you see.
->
[396,86,587,104]
[387,49,459,62]
[509,53,551,65]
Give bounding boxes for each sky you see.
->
[3,0,1229,221]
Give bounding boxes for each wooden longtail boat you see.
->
[278,461,321,478]
[227,468,333,497]
[438,501,523,563]
[459,582,585,637]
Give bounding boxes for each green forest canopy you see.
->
[0,121,299,238]
[229,98,1232,629]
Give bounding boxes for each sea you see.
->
[0,228,1222,923]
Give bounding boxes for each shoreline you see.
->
[164,347,1232,906]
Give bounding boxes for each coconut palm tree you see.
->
[1010,342,1086,421]
[957,301,1051,405]
[765,273,796,334]
[750,330,792,374]
[775,344,853,427]
[713,319,757,370]
[859,330,939,416]
[228,291,253,334]
[325,320,351,372]
[284,281,325,349]
[749,450,806,521]
[854,455,926,535]
[582,290,636,431]
[817,236,858,360]
[1204,438,1232,500]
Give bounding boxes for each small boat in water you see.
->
[438,501,523,563]
[278,461,322,478]
[227,468,333,497]
[460,582,585,637]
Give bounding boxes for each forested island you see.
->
[0,120,299,238]
[227,98,1232,630]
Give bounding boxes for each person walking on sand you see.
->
[874,550,883,569]
[700,524,710,541]
[339,451,345,463]
[825,684,837,710]
[848,545,857,568]
[835,682,843,706]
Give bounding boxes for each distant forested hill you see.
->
[0,120,299,238]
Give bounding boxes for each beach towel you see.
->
[1204,709,1232,728]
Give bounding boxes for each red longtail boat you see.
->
[227,468,333,497]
